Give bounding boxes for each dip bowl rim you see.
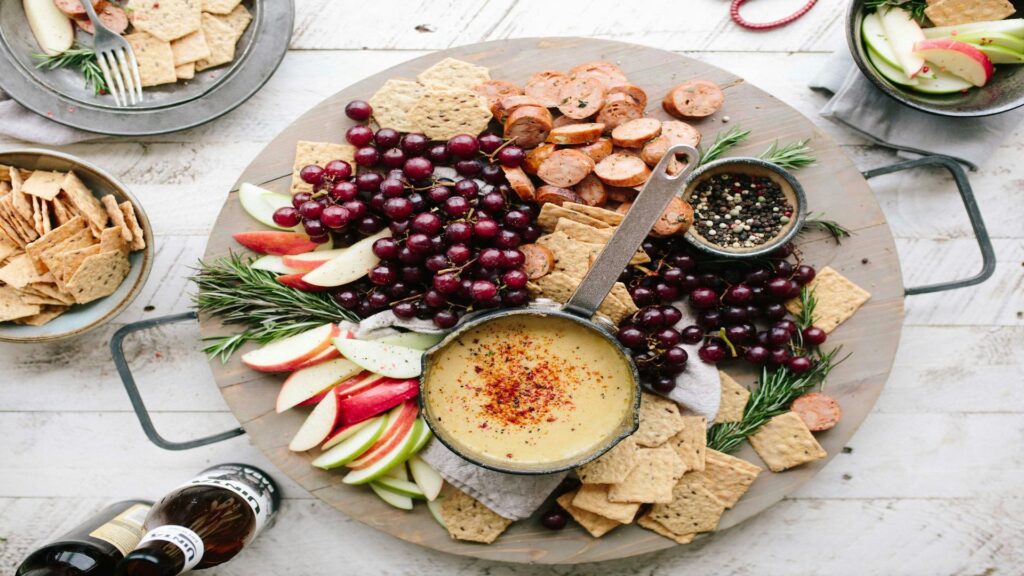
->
[419,305,642,476]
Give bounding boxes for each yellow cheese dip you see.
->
[422,314,635,468]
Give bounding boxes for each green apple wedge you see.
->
[372,331,445,351]
[373,477,427,499]
[410,421,433,453]
[238,183,295,230]
[868,46,919,86]
[912,69,974,94]
[343,419,424,485]
[947,31,1024,52]
[383,462,409,481]
[250,255,304,275]
[408,455,444,501]
[427,498,446,528]
[924,19,1024,40]
[333,338,423,379]
[972,44,1024,64]
[369,482,413,510]
[312,415,388,469]
[863,12,902,69]
[302,229,389,288]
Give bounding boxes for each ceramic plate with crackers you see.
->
[0,0,292,135]
[0,149,152,342]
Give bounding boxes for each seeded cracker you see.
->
[0,285,40,322]
[0,255,40,289]
[924,0,1015,26]
[538,203,611,231]
[290,142,356,195]
[608,445,686,504]
[369,79,427,133]
[417,57,491,91]
[578,436,640,484]
[25,216,87,274]
[748,411,827,472]
[118,202,147,251]
[100,196,132,244]
[648,481,726,535]
[563,201,625,226]
[438,487,512,544]
[176,63,196,80]
[668,415,707,472]
[635,392,687,447]
[784,266,870,333]
[0,236,16,263]
[9,167,33,221]
[16,306,68,326]
[21,171,64,201]
[556,491,621,537]
[536,231,591,279]
[572,484,641,524]
[555,217,615,243]
[170,30,210,66]
[686,449,761,508]
[65,250,131,305]
[202,0,243,15]
[716,371,749,424]
[194,13,237,71]
[100,226,129,255]
[128,0,202,42]
[61,245,101,282]
[408,89,493,141]
[212,5,252,40]
[637,513,696,544]
[123,31,178,87]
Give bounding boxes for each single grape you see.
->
[299,164,325,185]
[426,143,450,164]
[788,356,813,374]
[342,200,367,220]
[631,286,656,307]
[296,201,323,221]
[272,207,300,227]
[745,268,771,286]
[433,272,460,294]
[354,146,379,167]
[774,319,798,335]
[698,341,727,363]
[802,326,827,346]
[772,243,794,258]
[473,218,499,239]
[392,301,417,319]
[344,100,372,121]
[502,269,528,289]
[794,264,816,285]
[345,125,374,147]
[661,267,684,286]
[762,302,787,320]
[470,280,498,301]
[478,192,504,214]
[724,284,753,305]
[425,254,449,273]
[655,282,680,301]
[481,164,505,184]
[355,172,383,191]
[333,290,359,309]
[766,277,791,299]
[494,229,521,248]
[446,134,479,158]
[443,196,470,218]
[374,128,401,149]
[665,346,689,366]
[427,185,451,205]
[309,234,331,244]
[320,205,351,229]
[502,288,530,306]
[651,375,677,394]
[497,145,525,167]
[330,181,358,202]
[660,305,683,326]
[768,347,792,366]
[455,159,483,177]
[372,238,399,260]
[502,249,525,269]
[382,147,406,169]
[403,157,433,180]
[433,309,459,329]
[379,178,405,198]
[423,289,447,308]
[637,307,665,329]
[654,328,681,348]
[690,287,718,309]
[357,215,385,235]
[767,326,791,345]
[406,233,432,254]
[775,261,794,277]
[324,160,352,181]
[369,265,397,286]
[369,192,387,212]
[478,248,503,269]
[744,345,770,364]
[291,192,312,209]
[680,325,704,344]
[445,244,472,265]
[445,221,472,243]
[478,133,504,154]
[383,197,414,221]
[409,212,441,235]
[503,210,530,230]
[541,509,568,531]
[303,219,325,237]
[521,225,541,243]
[400,133,429,155]
[454,179,478,198]
[617,326,646,349]
[724,324,751,345]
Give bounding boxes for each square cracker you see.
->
[9,167,33,220]
[290,141,356,195]
[417,57,491,91]
[61,245,102,282]
[686,449,761,508]
[648,481,726,535]
[60,173,107,234]
[572,484,641,524]
[175,63,196,80]
[555,217,614,243]
[438,487,512,544]
[607,445,686,504]
[528,272,632,323]
[635,392,687,447]
[194,13,238,72]
[100,226,129,255]
[128,0,202,41]
[716,371,750,424]
[28,282,74,305]
[784,266,870,333]
[125,33,179,87]
[211,4,252,39]
[25,216,88,274]
[0,255,43,289]
[563,201,624,226]
[578,435,639,484]
[0,235,16,263]
[0,285,41,322]
[369,79,427,133]
[101,195,133,243]
[22,171,64,201]
[536,231,591,279]
[171,30,210,66]
[637,514,696,544]
[119,202,146,251]
[408,88,493,141]
[40,228,96,282]
[15,305,68,326]
[925,0,1015,26]
[748,411,827,472]
[556,491,620,538]
[538,203,612,231]
[65,250,132,305]
[202,0,243,15]
[668,415,707,472]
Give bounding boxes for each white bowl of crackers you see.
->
[0,149,151,343]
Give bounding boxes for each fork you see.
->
[80,1,143,106]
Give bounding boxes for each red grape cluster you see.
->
[272,100,538,328]
[617,237,828,393]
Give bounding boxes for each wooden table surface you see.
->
[1,1,1022,574]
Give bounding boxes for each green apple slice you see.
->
[410,419,433,453]
[948,31,1024,53]
[911,69,974,94]
[239,183,294,230]
[251,255,303,275]
[383,462,409,481]
[868,46,919,86]
[408,455,444,501]
[374,477,426,499]
[372,331,445,351]
[972,44,1024,64]
[863,12,901,68]
[924,19,1024,40]
[334,338,423,379]
[369,482,413,510]
[427,498,446,528]
[302,229,389,287]
[343,419,424,485]
[321,418,373,451]
[312,415,387,469]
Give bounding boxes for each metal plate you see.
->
[0,0,293,135]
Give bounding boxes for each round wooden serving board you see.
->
[201,38,905,564]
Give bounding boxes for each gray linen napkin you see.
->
[809,48,1024,169]
[0,90,98,145]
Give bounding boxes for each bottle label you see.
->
[182,464,277,543]
[139,525,204,574]
[88,503,152,556]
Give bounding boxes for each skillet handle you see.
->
[564,145,700,318]
[110,312,246,451]
[862,156,995,295]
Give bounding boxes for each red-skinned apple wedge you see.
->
[339,378,419,425]
[276,358,364,413]
[348,400,419,469]
[293,330,353,371]
[289,391,343,452]
[913,39,994,86]
[282,248,349,272]
[241,323,339,372]
[276,273,331,292]
[233,231,319,255]
[302,229,390,288]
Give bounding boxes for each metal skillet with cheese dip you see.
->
[422,313,636,470]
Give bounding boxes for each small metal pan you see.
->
[419,144,700,475]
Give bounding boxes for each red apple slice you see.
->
[289,391,343,452]
[913,39,994,87]
[282,248,349,272]
[322,418,375,450]
[303,229,390,288]
[276,358,363,413]
[233,231,318,255]
[334,372,388,398]
[348,400,419,470]
[293,330,353,371]
[241,324,339,372]
[276,273,330,292]
[339,378,420,425]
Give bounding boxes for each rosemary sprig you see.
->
[794,286,817,330]
[865,0,928,20]
[33,45,109,96]
[191,253,359,361]
[706,347,846,454]
[759,139,816,169]
[699,127,751,165]
[802,213,853,243]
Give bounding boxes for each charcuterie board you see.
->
[200,37,904,563]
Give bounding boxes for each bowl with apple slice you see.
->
[847,0,1024,116]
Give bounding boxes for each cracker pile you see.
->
[369,58,494,140]
[0,165,144,326]
[125,0,252,86]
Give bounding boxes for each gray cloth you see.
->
[0,89,98,145]
[809,48,1024,170]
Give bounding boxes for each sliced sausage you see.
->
[569,61,628,88]
[663,80,725,119]
[55,0,100,16]
[573,174,607,207]
[791,392,842,432]
[547,123,605,145]
[474,80,523,116]
[74,2,128,34]
[521,244,555,279]
[537,149,595,188]
[557,77,606,120]
[524,70,571,108]
[535,185,582,206]
[524,143,556,176]
[502,166,536,203]
[573,137,613,164]
[661,120,702,149]
[611,118,662,148]
[494,95,544,123]
[607,83,648,109]
[503,105,553,148]
[649,197,694,237]
[594,153,651,187]
[606,186,636,203]
[640,135,671,167]
[552,115,583,128]
[596,93,643,132]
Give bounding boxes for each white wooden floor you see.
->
[2,1,1023,574]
